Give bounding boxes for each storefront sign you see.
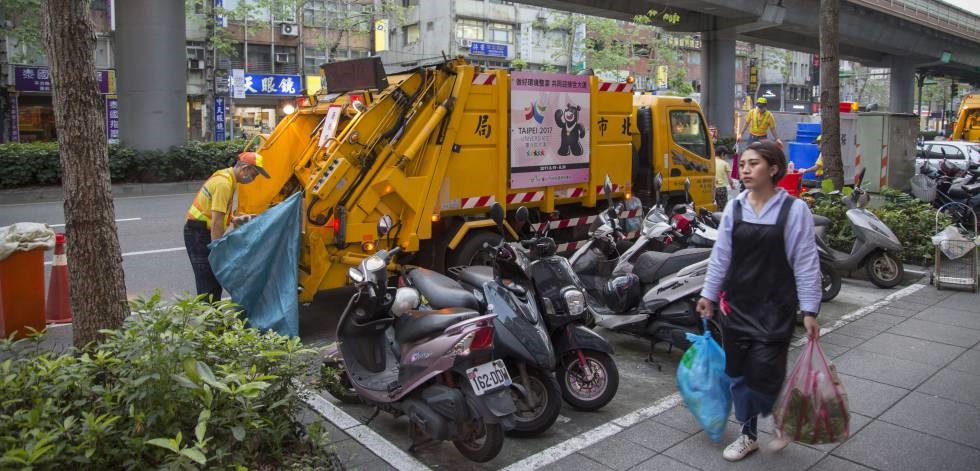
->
[105,97,119,144]
[214,96,226,141]
[469,42,508,58]
[14,66,115,94]
[657,65,669,90]
[231,69,246,99]
[240,73,301,96]
[509,71,590,189]
[7,94,18,143]
[759,83,782,111]
[749,58,758,94]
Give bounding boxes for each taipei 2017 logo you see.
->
[524,101,547,124]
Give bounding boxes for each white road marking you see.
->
[45,246,185,265]
[49,217,142,228]
[505,281,929,470]
[296,383,431,471]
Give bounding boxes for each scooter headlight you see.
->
[561,287,587,316]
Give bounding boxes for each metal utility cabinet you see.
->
[855,113,917,193]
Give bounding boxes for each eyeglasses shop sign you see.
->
[237,74,302,96]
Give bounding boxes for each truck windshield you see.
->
[669,110,709,158]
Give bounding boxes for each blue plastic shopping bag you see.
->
[676,320,732,442]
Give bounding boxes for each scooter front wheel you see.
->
[559,351,619,411]
[866,252,904,288]
[509,368,562,437]
[453,421,504,463]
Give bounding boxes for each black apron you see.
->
[720,196,798,395]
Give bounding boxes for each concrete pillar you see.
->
[889,56,915,114]
[115,0,186,150]
[701,29,737,137]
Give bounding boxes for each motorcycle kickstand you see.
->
[645,340,663,371]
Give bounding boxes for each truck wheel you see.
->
[449,231,502,268]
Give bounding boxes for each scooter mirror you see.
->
[515,206,529,224]
[348,266,365,283]
[377,215,393,238]
[489,203,506,233]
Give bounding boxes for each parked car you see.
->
[916,140,980,174]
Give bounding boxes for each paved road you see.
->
[1,192,926,469]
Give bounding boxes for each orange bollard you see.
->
[45,233,72,324]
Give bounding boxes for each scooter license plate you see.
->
[466,360,512,396]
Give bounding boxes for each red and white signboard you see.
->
[318,105,343,148]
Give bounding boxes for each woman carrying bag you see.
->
[695,141,822,461]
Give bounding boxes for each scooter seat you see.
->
[812,214,832,227]
[633,248,712,285]
[395,308,481,344]
[456,265,496,289]
[406,267,480,311]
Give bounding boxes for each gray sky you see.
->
[941,0,979,14]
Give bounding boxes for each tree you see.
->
[40,0,129,346]
[819,0,844,190]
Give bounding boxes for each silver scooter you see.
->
[813,167,905,289]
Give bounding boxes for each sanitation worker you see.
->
[184,152,269,301]
[737,97,783,147]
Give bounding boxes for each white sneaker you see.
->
[723,434,759,461]
[769,429,791,452]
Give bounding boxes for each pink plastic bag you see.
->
[772,339,850,445]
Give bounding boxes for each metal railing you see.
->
[850,0,980,42]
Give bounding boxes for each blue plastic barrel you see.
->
[787,142,821,180]
[795,122,821,144]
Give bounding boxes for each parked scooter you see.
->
[404,204,561,437]
[323,217,517,463]
[502,206,620,411]
[571,177,721,360]
[814,168,905,289]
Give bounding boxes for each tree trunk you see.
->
[819,0,843,190]
[40,0,129,346]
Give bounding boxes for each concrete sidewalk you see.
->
[535,284,980,471]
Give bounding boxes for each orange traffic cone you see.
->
[45,233,72,324]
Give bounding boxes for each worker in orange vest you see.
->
[184,152,269,301]
[737,97,783,148]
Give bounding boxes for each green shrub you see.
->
[715,135,737,154]
[0,141,246,188]
[0,295,337,470]
[919,131,940,141]
[809,186,948,265]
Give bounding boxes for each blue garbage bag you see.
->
[676,320,732,442]
[208,192,302,337]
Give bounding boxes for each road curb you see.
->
[1,181,203,205]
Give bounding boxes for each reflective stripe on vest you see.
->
[748,109,772,136]
[186,170,235,227]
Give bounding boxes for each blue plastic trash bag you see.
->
[209,192,302,337]
[676,320,732,443]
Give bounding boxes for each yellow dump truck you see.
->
[238,58,714,301]
[951,94,980,142]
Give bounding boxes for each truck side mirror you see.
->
[490,203,505,234]
[377,215,393,238]
[653,173,663,207]
[683,178,691,204]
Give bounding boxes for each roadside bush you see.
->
[809,186,948,265]
[919,131,940,141]
[716,135,737,154]
[0,140,246,188]
[0,295,337,470]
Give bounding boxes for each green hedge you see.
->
[0,141,248,189]
[0,296,337,469]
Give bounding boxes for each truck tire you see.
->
[448,231,502,268]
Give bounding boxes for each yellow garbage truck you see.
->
[238,58,715,301]
[951,94,980,142]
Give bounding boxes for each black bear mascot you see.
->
[555,104,586,156]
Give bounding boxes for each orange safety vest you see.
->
[186,169,236,228]
[748,109,774,136]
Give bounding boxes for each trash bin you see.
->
[0,248,47,339]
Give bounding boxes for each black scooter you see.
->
[403,205,561,437]
[505,206,619,411]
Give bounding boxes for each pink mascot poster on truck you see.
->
[510,71,591,189]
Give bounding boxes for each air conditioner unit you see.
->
[187,59,204,70]
[456,38,472,48]
[275,53,292,64]
[281,23,298,36]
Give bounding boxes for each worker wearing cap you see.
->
[800,134,825,182]
[184,152,270,301]
[737,97,782,147]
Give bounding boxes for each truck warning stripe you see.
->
[472,73,496,85]
[506,192,545,204]
[530,209,641,232]
[459,195,496,209]
[555,231,640,253]
[598,82,633,92]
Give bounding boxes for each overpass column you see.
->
[701,28,737,138]
[888,56,915,114]
[115,0,187,150]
